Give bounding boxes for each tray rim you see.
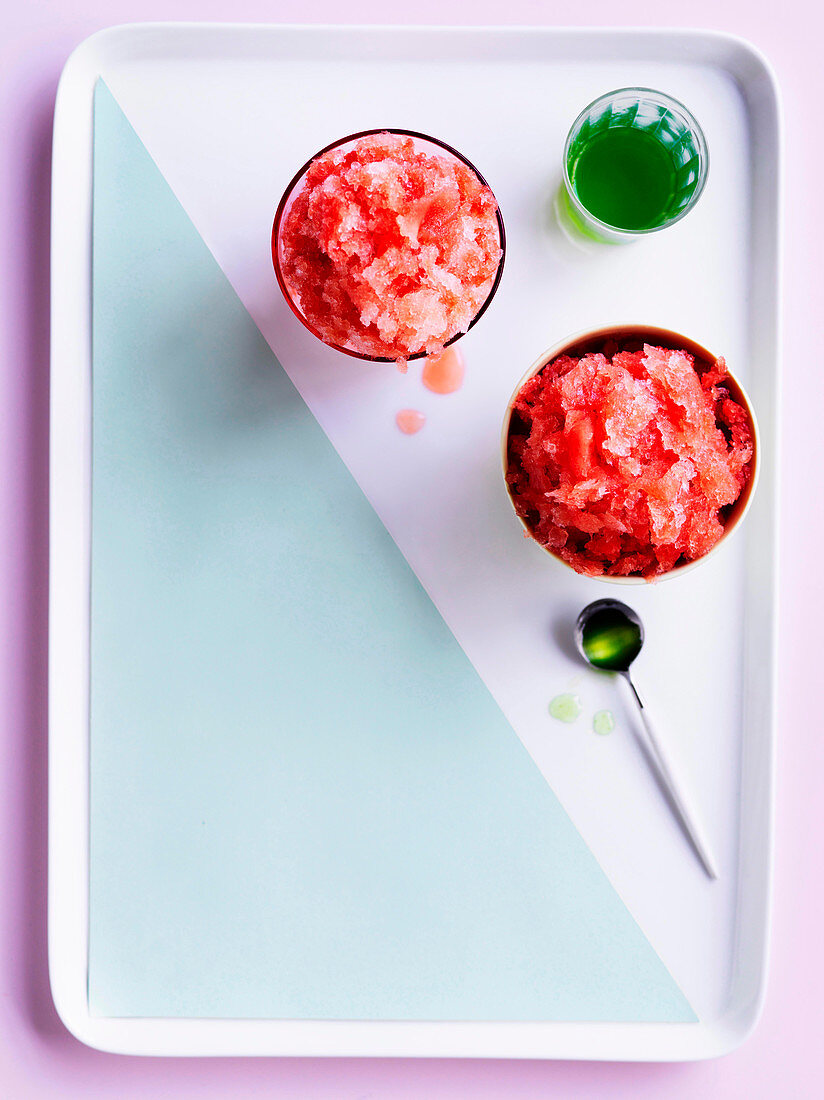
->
[48,20,783,1060]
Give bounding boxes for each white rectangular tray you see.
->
[49,23,781,1060]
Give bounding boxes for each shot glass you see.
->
[559,88,708,244]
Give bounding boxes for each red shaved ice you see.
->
[277,133,502,360]
[506,345,754,578]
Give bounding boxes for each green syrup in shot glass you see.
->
[569,128,678,232]
[562,88,707,241]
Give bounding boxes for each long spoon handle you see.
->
[624,673,719,880]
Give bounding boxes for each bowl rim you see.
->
[500,324,761,585]
[271,127,507,363]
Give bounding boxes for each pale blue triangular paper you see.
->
[88,80,695,1022]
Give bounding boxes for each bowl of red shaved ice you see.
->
[272,129,505,363]
[502,326,759,582]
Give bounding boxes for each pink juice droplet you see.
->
[422,346,466,394]
[396,409,426,435]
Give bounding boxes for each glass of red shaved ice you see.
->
[502,326,759,583]
[272,129,505,363]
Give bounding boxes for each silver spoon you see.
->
[575,598,718,880]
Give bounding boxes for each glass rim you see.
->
[271,127,507,363]
[562,87,710,238]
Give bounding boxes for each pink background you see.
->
[1,1,821,1095]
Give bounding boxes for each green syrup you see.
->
[549,693,582,723]
[581,608,643,672]
[593,709,615,736]
[570,127,676,232]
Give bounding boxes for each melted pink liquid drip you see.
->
[422,346,466,394]
[396,409,426,434]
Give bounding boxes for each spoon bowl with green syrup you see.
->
[575,599,718,879]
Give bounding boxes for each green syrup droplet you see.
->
[593,709,615,736]
[549,693,582,723]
